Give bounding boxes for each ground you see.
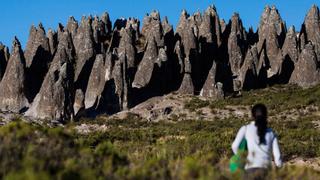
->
[0,84,320,179]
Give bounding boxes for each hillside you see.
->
[0,5,320,121]
[0,84,320,179]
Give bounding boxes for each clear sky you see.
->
[1,0,319,49]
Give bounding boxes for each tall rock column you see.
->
[25,31,75,122]
[0,38,29,113]
[257,6,286,80]
[0,43,9,81]
[24,23,52,101]
[227,13,247,91]
[300,5,320,62]
[279,26,299,83]
[290,42,320,87]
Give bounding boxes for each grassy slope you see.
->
[1,85,320,179]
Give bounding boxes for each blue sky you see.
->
[1,0,319,49]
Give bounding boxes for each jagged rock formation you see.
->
[0,38,29,113]
[0,43,9,81]
[300,5,320,61]
[290,43,320,87]
[24,23,52,101]
[1,4,320,121]
[25,31,75,121]
[257,5,286,82]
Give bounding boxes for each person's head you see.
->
[251,104,268,144]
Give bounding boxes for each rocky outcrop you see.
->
[282,26,299,63]
[290,43,320,87]
[73,16,95,83]
[0,38,29,113]
[133,37,158,88]
[141,11,164,47]
[85,54,106,109]
[228,13,247,77]
[25,31,75,122]
[300,5,320,61]
[0,5,320,121]
[24,24,52,101]
[240,45,260,90]
[47,29,58,55]
[0,43,9,81]
[200,61,224,99]
[257,6,286,79]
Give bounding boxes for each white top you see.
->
[232,121,283,169]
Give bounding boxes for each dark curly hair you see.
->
[252,104,268,145]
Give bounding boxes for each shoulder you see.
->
[241,122,253,129]
[238,122,253,132]
[266,128,278,138]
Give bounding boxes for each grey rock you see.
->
[0,44,8,81]
[24,23,52,101]
[178,73,194,95]
[0,37,29,113]
[282,26,299,63]
[132,36,158,88]
[85,54,106,109]
[200,61,223,98]
[73,16,95,83]
[66,16,78,40]
[290,43,320,87]
[126,18,140,40]
[24,23,51,67]
[220,19,227,34]
[176,19,197,94]
[92,14,112,53]
[101,12,112,35]
[141,11,164,47]
[228,13,247,77]
[74,89,85,116]
[240,45,260,89]
[300,5,320,62]
[162,17,173,37]
[118,27,136,69]
[174,40,184,74]
[25,32,75,121]
[113,58,129,110]
[257,5,286,77]
[199,5,222,46]
[47,29,58,55]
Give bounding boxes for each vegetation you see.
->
[1,85,320,179]
[209,85,320,114]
